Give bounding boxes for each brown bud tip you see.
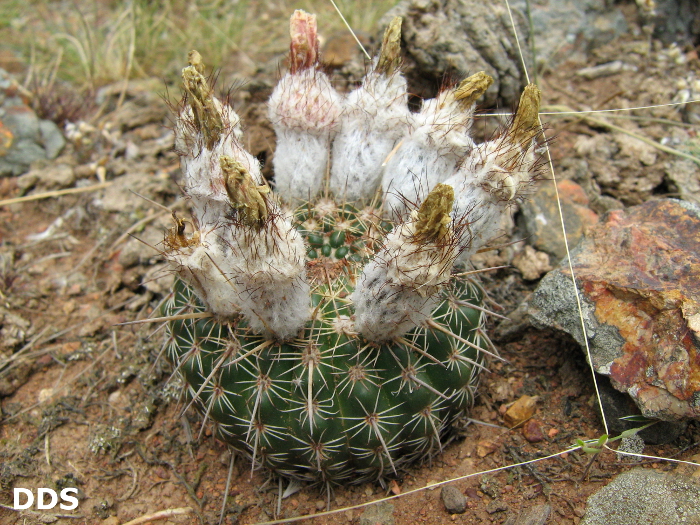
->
[188,50,204,74]
[376,17,402,76]
[221,156,269,228]
[511,83,542,146]
[415,183,454,242]
[289,10,319,74]
[164,212,199,251]
[181,52,223,149]
[454,72,494,108]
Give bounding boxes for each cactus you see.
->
[160,11,543,487]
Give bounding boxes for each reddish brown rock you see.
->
[529,199,700,421]
[522,419,545,443]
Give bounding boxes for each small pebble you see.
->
[486,500,509,514]
[513,503,551,525]
[522,419,545,443]
[441,485,467,514]
[503,395,538,428]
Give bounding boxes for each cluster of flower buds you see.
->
[164,10,543,343]
[169,50,310,340]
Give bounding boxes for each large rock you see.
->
[581,468,700,525]
[651,0,700,47]
[381,0,532,107]
[510,0,628,66]
[528,199,700,421]
[381,0,633,107]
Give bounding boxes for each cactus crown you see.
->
[160,10,543,487]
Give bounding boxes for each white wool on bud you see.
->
[330,17,410,202]
[174,100,243,157]
[351,260,440,342]
[222,210,310,340]
[353,184,458,341]
[178,139,263,230]
[448,138,540,260]
[167,239,240,318]
[268,67,343,203]
[381,73,492,217]
[174,61,264,230]
[330,69,410,202]
[447,83,543,261]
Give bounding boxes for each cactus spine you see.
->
[161,11,543,486]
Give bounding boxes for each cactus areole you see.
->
[161,11,543,486]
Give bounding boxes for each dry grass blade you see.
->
[0,182,113,207]
[544,103,700,166]
[121,507,194,525]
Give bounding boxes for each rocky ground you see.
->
[1,1,700,524]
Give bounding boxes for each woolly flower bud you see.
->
[446,84,543,260]
[330,17,410,202]
[382,72,493,217]
[353,184,458,341]
[175,51,263,229]
[268,11,343,203]
[221,212,310,340]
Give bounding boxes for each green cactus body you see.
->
[160,10,543,486]
[163,205,485,484]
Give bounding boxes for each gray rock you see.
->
[359,501,394,525]
[511,504,552,525]
[581,468,700,525]
[0,306,31,352]
[95,170,175,215]
[0,138,45,176]
[518,179,598,260]
[38,119,66,159]
[441,485,467,514]
[595,375,686,446]
[651,0,700,47]
[512,245,552,281]
[486,500,508,514]
[118,225,165,268]
[509,0,627,66]
[380,0,532,107]
[17,163,75,192]
[666,156,700,204]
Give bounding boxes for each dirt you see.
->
[1,5,700,525]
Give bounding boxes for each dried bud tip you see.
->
[454,72,493,108]
[181,52,223,149]
[289,10,319,73]
[511,83,542,146]
[415,183,454,242]
[376,17,402,76]
[164,212,199,250]
[221,155,270,228]
[188,50,204,74]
